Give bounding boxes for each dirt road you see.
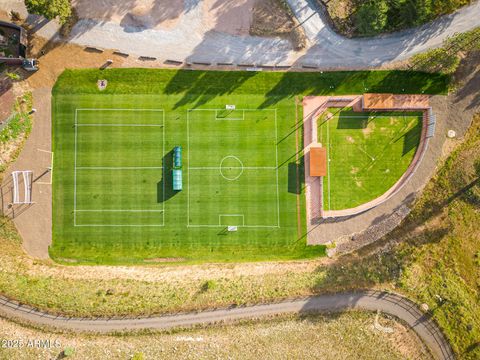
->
[0,291,454,359]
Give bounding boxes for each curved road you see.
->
[3,0,478,68]
[0,291,454,359]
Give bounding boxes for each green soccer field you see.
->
[51,69,447,264]
[318,109,423,211]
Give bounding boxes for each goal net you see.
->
[11,170,33,205]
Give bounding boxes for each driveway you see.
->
[2,0,479,68]
[0,290,454,359]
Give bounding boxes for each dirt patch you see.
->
[250,0,306,50]
[204,0,256,35]
[350,166,359,174]
[0,86,14,119]
[362,122,375,137]
[389,117,399,125]
[72,0,184,30]
[25,35,129,89]
[346,135,355,143]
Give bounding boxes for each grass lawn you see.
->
[318,108,423,210]
[51,69,448,264]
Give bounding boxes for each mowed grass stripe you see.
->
[53,92,314,263]
[188,168,278,227]
[76,126,163,168]
[188,110,277,168]
[51,69,447,264]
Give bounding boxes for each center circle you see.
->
[220,156,244,181]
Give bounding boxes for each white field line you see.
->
[189,167,276,170]
[76,124,164,127]
[162,110,166,225]
[75,209,164,212]
[189,109,276,112]
[274,108,280,228]
[74,109,78,226]
[219,214,245,226]
[214,109,245,120]
[357,145,376,161]
[187,108,279,228]
[74,108,165,227]
[76,167,163,170]
[330,115,421,119]
[187,225,279,228]
[75,225,164,227]
[36,149,54,185]
[76,108,165,112]
[327,115,331,211]
[187,109,190,228]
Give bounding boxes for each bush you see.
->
[355,0,389,36]
[410,27,480,74]
[24,0,72,24]
[9,11,22,22]
[351,0,471,36]
[59,8,78,38]
[201,280,217,292]
[6,72,21,81]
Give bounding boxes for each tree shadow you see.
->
[157,148,179,203]
[336,114,367,129]
[401,121,422,156]
[288,156,305,194]
[164,68,259,109]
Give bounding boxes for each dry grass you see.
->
[0,312,430,360]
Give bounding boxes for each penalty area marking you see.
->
[187,108,280,229]
[74,107,165,227]
[219,214,245,226]
[36,148,54,185]
[215,109,245,121]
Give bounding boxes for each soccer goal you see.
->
[11,170,33,205]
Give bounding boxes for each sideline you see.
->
[0,291,454,359]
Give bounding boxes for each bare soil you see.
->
[204,0,256,35]
[72,0,184,30]
[250,0,306,50]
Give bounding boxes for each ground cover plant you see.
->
[410,27,480,75]
[51,69,448,264]
[322,0,471,37]
[318,108,423,210]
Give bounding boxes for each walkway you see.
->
[1,0,480,68]
[0,291,454,359]
[0,88,52,258]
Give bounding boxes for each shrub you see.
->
[9,11,22,22]
[355,0,389,36]
[59,8,78,38]
[24,0,72,24]
[201,280,217,292]
[6,72,21,81]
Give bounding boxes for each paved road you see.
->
[0,291,454,359]
[2,0,478,69]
